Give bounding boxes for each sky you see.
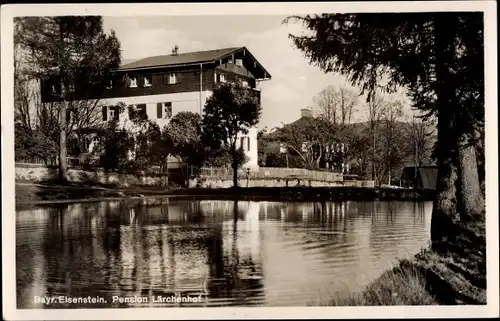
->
[102,15,407,130]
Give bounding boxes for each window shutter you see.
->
[240,137,244,151]
[157,102,163,119]
[102,106,107,121]
[163,74,168,84]
[247,137,250,151]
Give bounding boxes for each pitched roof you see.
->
[120,47,242,70]
[401,166,438,189]
[418,166,438,190]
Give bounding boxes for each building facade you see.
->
[40,46,271,169]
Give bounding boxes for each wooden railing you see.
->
[199,167,343,182]
[15,156,82,167]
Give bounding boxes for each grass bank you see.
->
[15,180,435,208]
[315,216,487,306]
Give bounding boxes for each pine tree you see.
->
[285,12,485,249]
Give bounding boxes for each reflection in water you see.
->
[16,199,432,308]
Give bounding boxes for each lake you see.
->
[16,198,432,308]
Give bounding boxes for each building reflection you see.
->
[16,199,267,308]
[15,198,433,308]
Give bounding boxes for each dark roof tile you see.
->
[120,47,242,70]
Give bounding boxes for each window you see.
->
[241,80,249,88]
[220,73,226,83]
[109,106,119,120]
[235,59,243,67]
[129,76,137,88]
[164,102,172,118]
[129,104,147,120]
[136,104,147,120]
[157,102,172,119]
[106,80,113,89]
[240,136,250,151]
[144,75,152,87]
[168,73,177,84]
[103,106,119,121]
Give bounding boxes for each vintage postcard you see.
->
[1,1,498,320]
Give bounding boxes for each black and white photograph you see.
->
[1,2,498,320]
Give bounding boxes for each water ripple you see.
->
[16,199,432,308]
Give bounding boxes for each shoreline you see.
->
[13,181,485,306]
[317,218,487,306]
[15,181,435,210]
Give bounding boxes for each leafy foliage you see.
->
[166,112,204,167]
[14,123,58,161]
[285,12,485,243]
[201,82,261,186]
[14,16,122,181]
[96,120,134,172]
[284,13,483,137]
[274,116,337,169]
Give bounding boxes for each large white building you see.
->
[39,46,272,169]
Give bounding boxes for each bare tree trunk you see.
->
[59,102,68,183]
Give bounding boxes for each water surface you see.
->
[16,198,432,308]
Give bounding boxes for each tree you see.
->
[406,113,436,168]
[285,12,485,249]
[167,112,204,168]
[94,104,134,172]
[14,16,121,182]
[312,85,359,127]
[274,117,336,169]
[14,123,58,162]
[344,131,372,178]
[134,121,163,171]
[257,127,270,167]
[201,82,261,187]
[265,153,289,168]
[379,99,405,185]
[365,92,387,182]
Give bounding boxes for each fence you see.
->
[198,166,343,182]
[15,156,83,167]
[15,157,181,173]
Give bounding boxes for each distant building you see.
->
[264,108,348,172]
[400,166,438,189]
[40,46,272,169]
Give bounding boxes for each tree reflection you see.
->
[16,198,433,308]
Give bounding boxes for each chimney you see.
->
[301,108,312,118]
[172,45,179,56]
